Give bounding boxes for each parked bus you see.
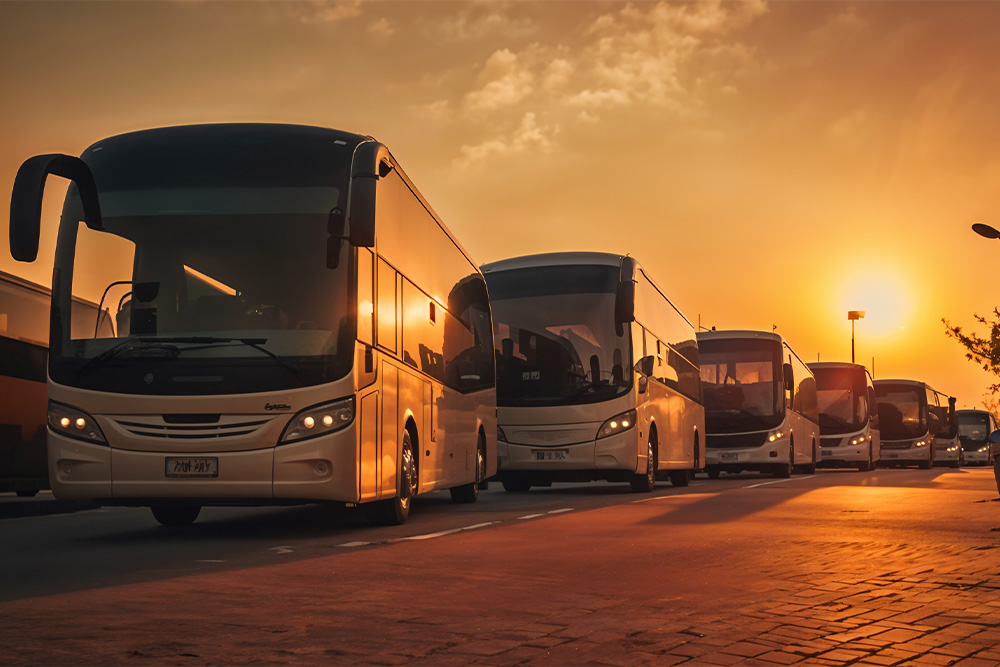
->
[697,330,819,478]
[8,123,496,525]
[0,270,111,496]
[956,409,998,466]
[930,390,960,467]
[482,252,704,492]
[873,379,952,469]
[807,361,881,472]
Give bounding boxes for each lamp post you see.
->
[973,223,1000,239]
[848,310,865,364]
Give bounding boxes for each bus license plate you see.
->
[165,457,219,478]
[721,453,738,461]
[535,450,568,461]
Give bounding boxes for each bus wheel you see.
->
[857,448,873,472]
[669,469,691,487]
[366,431,417,525]
[772,446,792,478]
[450,433,485,504]
[151,505,201,526]
[501,474,531,492]
[630,439,656,493]
[707,468,720,480]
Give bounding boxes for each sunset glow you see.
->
[2,0,1000,408]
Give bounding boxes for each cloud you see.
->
[432,5,539,42]
[368,17,394,38]
[456,112,555,167]
[464,49,534,113]
[298,0,363,24]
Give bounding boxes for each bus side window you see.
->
[357,248,374,346]
[377,257,397,353]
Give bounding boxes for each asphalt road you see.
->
[3,466,1000,666]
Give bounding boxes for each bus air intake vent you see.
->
[706,432,769,449]
[110,415,273,440]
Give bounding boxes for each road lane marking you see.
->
[336,541,370,548]
[547,508,574,514]
[743,475,815,489]
[518,513,545,520]
[269,546,294,554]
[390,521,500,543]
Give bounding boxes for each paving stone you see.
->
[717,641,772,658]
[816,648,871,662]
[871,628,927,643]
[753,650,804,665]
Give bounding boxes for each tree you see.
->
[942,309,1000,396]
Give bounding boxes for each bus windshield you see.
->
[699,338,784,432]
[49,125,357,395]
[813,367,869,434]
[957,412,990,450]
[875,383,927,440]
[486,264,631,407]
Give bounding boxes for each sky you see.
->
[2,0,1000,409]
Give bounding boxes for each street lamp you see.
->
[848,310,865,364]
[972,223,1000,239]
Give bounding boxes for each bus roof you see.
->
[808,361,870,372]
[696,329,782,343]
[481,251,624,274]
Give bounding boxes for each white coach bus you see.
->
[807,361,881,472]
[8,123,496,525]
[697,330,819,478]
[873,379,951,469]
[482,252,704,492]
[956,409,998,466]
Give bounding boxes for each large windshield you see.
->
[813,367,869,434]
[874,383,927,440]
[486,264,631,407]
[957,411,990,450]
[50,125,357,395]
[699,338,784,432]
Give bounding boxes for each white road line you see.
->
[547,508,574,514]
[336,541,370,548]
[518,513,545,520]
[459,522,496,531]
[743,475,815,489]
[269,546,294,554]
[632,494,674,503]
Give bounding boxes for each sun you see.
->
[840,270,911,339]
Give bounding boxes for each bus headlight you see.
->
[980,446,989,453]
[48,401,107,445]
[280,397,355,444]
[768,430,785,442]
[597,410,637,440]
[851,435,867,445]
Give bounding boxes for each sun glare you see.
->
[840,270,911,339]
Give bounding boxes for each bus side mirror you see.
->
[928,411,941,435]
[10,153,102,262]
[989,430,1000,445]
[634,355,655,378]
[615,280,635,336]
[782,363,794,392]
[348,142,392,249]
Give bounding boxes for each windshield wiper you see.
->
[79,337,183,376]
[78,336,311,382]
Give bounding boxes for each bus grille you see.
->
[706,432,769,449]
[880,440,912,450]
[821,437,844,447]
[110,415,274,440]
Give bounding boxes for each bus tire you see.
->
[450,433,485,504]
[773,446,792,478]
[501,476,531,492]
[365,430,417,525]
[707,468,720,480]
[857,448,873,472]
[630,438,656,493]
[669,469,691,487]
[798,440,817,475]
[151,505,201,526]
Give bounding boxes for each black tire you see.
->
[630,438,656,493]
[151,505,201,526]
[669,469,692,487]
[707,468,720,480]
[450,434,485,504]
[15,489,39,498]
[773,445,792,478]
[501,475,531,492]
[365,430,417,525]
[857,446,873,472]
[797,440,817,475]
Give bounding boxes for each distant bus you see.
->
[482,252,704,492]
[807,361,881,472]
[0,270,111,496]
[8,123,496,525]
[956,409,997,466]
[873,379,953,469]
[930,390,960,468]
[697,330,819,478]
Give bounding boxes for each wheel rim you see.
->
[646,440,655,484]
[476,443,485,484]
[400,440,416,511]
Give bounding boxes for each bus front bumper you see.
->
[47,427,360,505]
[498,429,640,477]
